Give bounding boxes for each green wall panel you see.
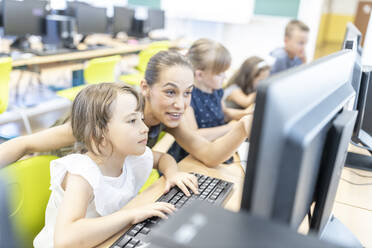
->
[254,0,300,18]
[128,0,161,9]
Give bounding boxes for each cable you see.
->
[340,178,372,186]
[350,140,372,153]
[344,168,372,178]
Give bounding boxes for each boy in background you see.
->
[270,19,309,74]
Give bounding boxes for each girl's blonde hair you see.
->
[71,83,142,155]
[186,38,231,74]
[226,56,270,95]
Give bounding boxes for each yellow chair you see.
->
[0,155,58,247]
[120,41,170,86]
[139,169,160,193]
[0,57,12,114]
[84,55,121,84]
[57,55,121,101]
[56,85,87,102]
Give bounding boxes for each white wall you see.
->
[164,0,324,69]
[362,12,372,66]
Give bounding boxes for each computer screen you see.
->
[73,3,107,35]
[148,8,165,31]
[3,0,46,36]
[241,50,357,235]
[361,68,372,138]
[341,29,372,150]
[113,6,134,35]
[342,25,363,111]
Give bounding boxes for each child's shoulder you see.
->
[50,153,101,191]
[125,147,153,164]
[270,47,287,59]
[52,153,93,166]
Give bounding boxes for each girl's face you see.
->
[142,65,194,128]
[105,93,149,156]
[253,68,270,89]
[197,70,226,92]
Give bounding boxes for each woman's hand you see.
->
[164,172,199,197]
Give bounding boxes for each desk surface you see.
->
[12,43,149,67]
[97,148,372,248]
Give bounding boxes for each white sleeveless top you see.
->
[33,147,153,248]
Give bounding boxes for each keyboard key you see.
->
[110,173,233,248]
[129,238,140,246]
[117,236,131,247]
[140,227,150,235]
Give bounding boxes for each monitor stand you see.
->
[345,130,372,171]
[320,215,363,248]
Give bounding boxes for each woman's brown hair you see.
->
[145,50,193,86]
[71,83,142,155]
[226,56,270,95]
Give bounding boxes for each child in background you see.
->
[33,83,198,248]
[270,19,309,74]
[223,56,270,119]
[168,38,243,162]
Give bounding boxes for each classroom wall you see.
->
[164,0,323,69]
[317,0,359,45]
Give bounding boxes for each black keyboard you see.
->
[110,173,234,248]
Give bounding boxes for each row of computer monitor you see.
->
[240,22,371,246]
[2,0,165,38]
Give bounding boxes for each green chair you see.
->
[84,55,121,84]
[0,57,12,114]
[57,55,121,101]
[120,41,170,86]
[139,169,160,193]
[56,85,87,102]
[0,155,58,247]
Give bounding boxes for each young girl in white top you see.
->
[33,83,198,248]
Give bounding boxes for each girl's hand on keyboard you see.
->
[129,202,176,224]
[164,172,199,197]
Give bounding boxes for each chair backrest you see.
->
[84,55,121,84]
[136,41,170,73]
[0,57,12,114]
[0,155,58,247]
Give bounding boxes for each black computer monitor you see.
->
[241,50,357,237]
[73,3,107,35]
[361,68,372,138]
[341,31,372,170]
[113,6,134,35]
[342,25,363,111]
[148,8,165,31]
[342,23,362,55]
[3,0,46,36]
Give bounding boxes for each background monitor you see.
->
[361,68,372,138]
[148,8,165,31]
[74,3,107,35]
[3,0,46,36]
[113,6,134,35]
[241,50,357,236]
[343,22,362,55]
[341,27,372,172]
[342,24,363,112]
